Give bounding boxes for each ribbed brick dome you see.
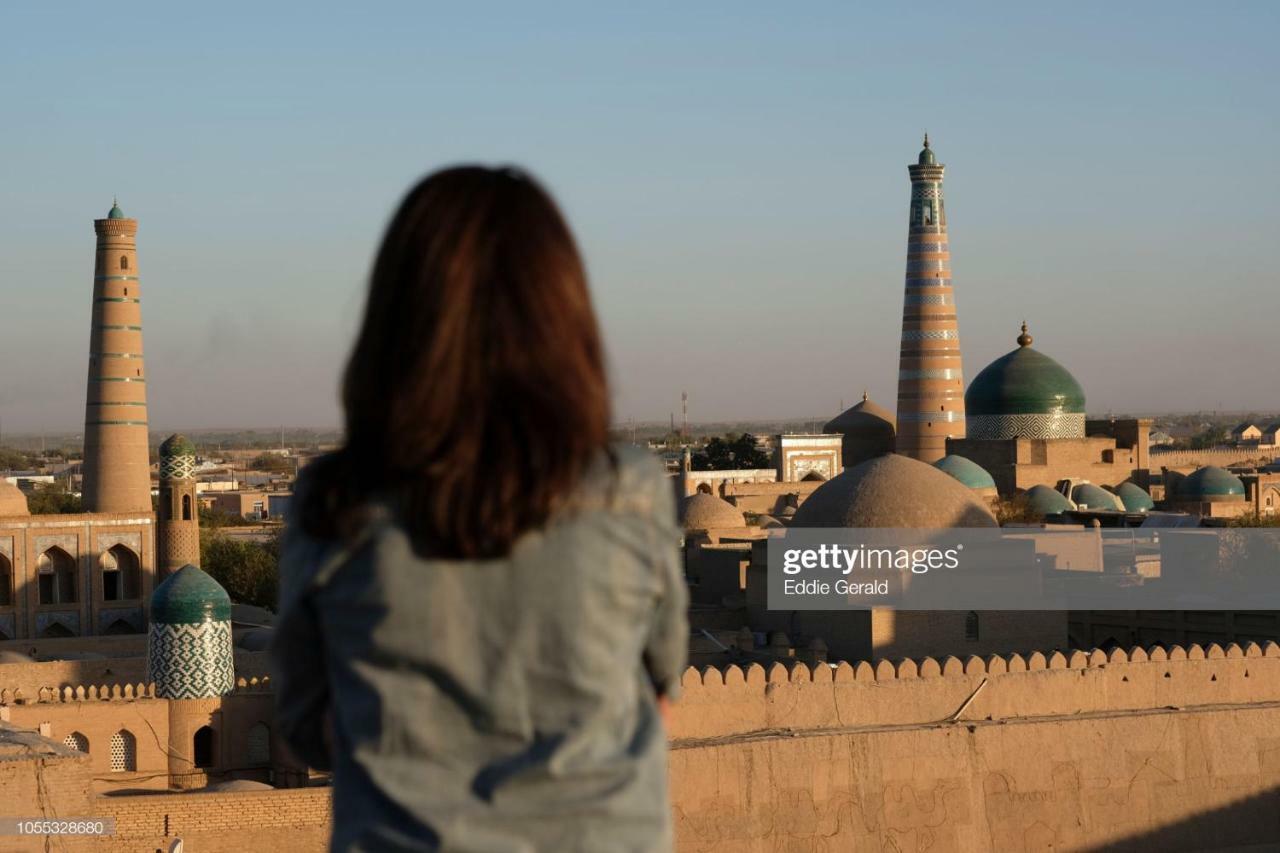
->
[679,493,745,531]
[792,453,997,528]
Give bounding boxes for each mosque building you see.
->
[945,323,1155,503]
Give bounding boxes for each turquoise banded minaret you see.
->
[895,135,966,462]
[83,201,153,513]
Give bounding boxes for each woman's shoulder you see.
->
[570,443,676,520]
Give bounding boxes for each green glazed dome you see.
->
[1071,483,1123,511]
[159,433,197,458]
[1180,466,1245,501]
[1113,482,1154,512]
[1022,484,1074,516]
[918,134,936,165]
[107,200,125,219]
[965,324,1087,439]
[150,564,231,625]
[933,455,996,491]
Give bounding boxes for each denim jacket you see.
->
[270,445,688,852]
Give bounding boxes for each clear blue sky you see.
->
[2,2,1277,431]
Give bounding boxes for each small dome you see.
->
[150,564,231,625]
[825,392,896,467]
[933,455,997,492]
[1071,483,1123,511]
[1180,466,1246,501]
[159,434,196,458]
[777,504,797,518]
[679,493,745,531]
[1113,482,1154,512]
[1022,484,1075,516]
[917,134,936,165]
[0,481,30,517]
[824,392,896,436]
[107,201,124,219]
[792,453,997,528]
[965,324,1087,439]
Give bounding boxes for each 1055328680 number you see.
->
[0,818,115,836]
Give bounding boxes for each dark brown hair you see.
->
[300,166,610,558]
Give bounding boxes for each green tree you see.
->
[0,447,34,471]
[199,530,281,610]
[200,507,255,529]
[691,433,771,470]
[249,453,293,473]
[25,483,82,514]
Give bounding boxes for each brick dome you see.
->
[792,453,997,528]
[679,493,745,531]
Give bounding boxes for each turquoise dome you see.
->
[1180,466,1245,501]
[1022,485,1074,516]
[107,201,124,219]
[933,455,996,491]
[150,564,231,625]
[965,324,1087,439]
[158,432,195,458]
[1071,483,1123,511]
[1113,482,1154,512]
[159,433,196,458]
[918,134,936,165]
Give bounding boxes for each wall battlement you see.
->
[0,676,272,706]
[668,641,1280,742]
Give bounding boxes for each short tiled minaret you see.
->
[895,136,966,462]
[157,435,200,577]
[82,201,152,513]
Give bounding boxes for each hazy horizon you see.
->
[3,3,1278,432]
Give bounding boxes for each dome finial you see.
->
[923,132,929,149]
[1017,321,1033,348]
[862,389,868,402]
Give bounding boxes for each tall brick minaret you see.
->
[82,201,153,513]
[895,136,966,462]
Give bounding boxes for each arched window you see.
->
[182,494,192,521]
[246,722,270,765]
[119,255,129,271]
[193,726,215,769]
[109,730,136,772]
[63,732,89,753]
[101,544,140,601]
[0,553,11,607]
[161,488,172,521]
[965,610,980,642]
[37,547,77,605]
